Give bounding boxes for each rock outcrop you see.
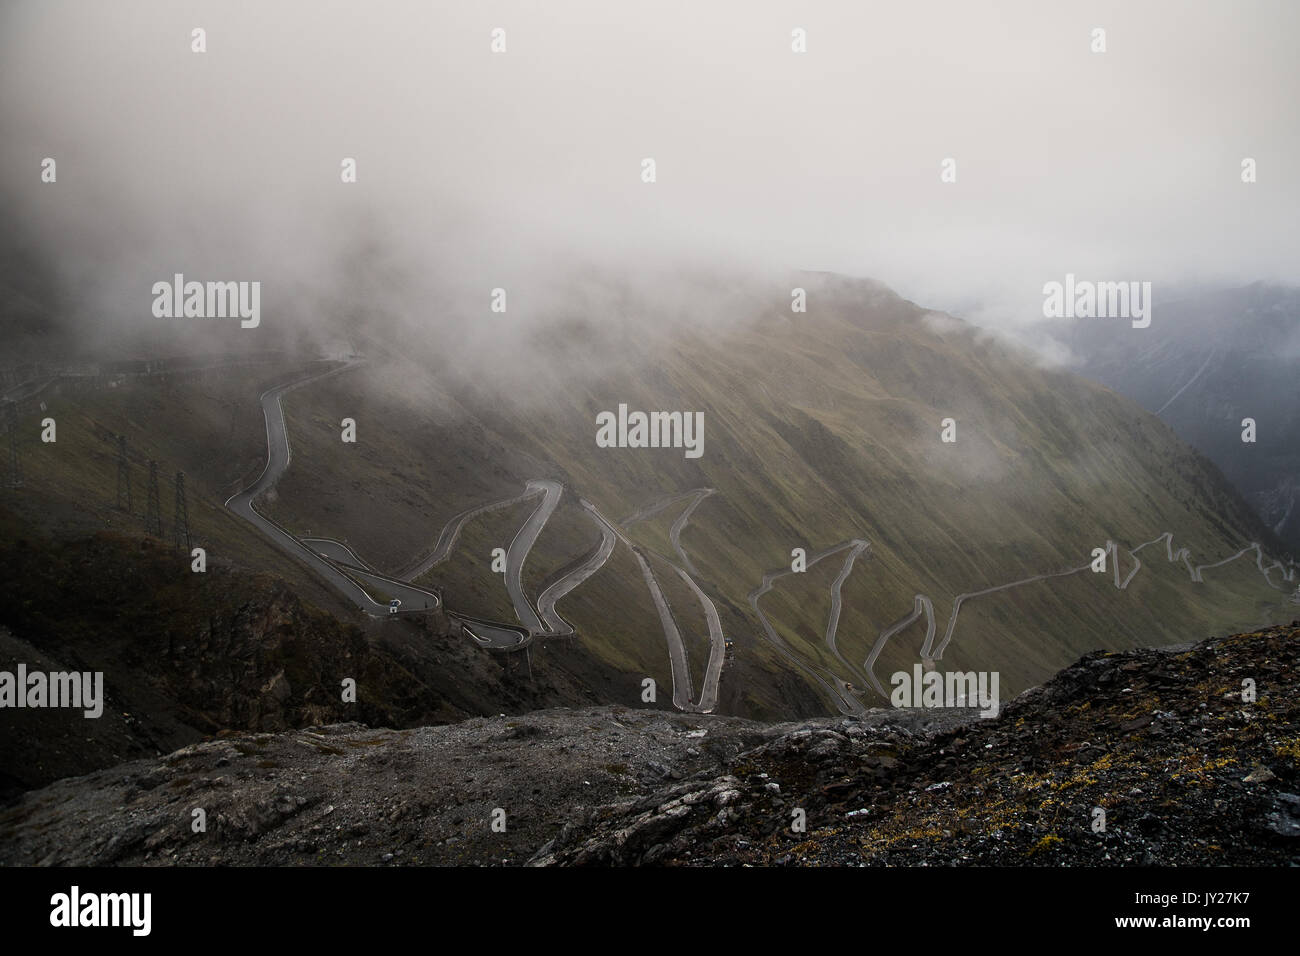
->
[4,623,1294,866]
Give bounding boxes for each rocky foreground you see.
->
[1,624,1297,866]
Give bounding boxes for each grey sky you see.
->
[2,0,1297,343]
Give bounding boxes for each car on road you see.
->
[388,599,401,615]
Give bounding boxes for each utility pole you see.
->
[144,459,163,537]
[173,470,190,552]
[5,402,21,490]
[115,435,132,512]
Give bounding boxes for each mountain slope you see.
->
[3,270,1291,720]
[258,271,1294,714]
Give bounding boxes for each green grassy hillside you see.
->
[4,271,1290,720]
[257,272,1292,715]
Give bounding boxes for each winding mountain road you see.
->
[667,489,714,576]
[226,364,1293,715]
[396,476,592,638]
[745,522,1295,714]
[747,540,872,716]
[673,563,726,713]
[222,363,426,618]
[824,540,872,685]
[302,536,441,609]
[503,479,564,633]
[1155,348,1217,415]
[225,370,727,695]
[226,364,518,644]
[923,562,1094,661]
[397,486,542,582]
[302,537,374,570]
[620,488,711,527]
[535,500,617,635]
[864,594,935,697]
[864,532,1296,692]
[587,496,726,713]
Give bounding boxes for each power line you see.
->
[115,434,132,512]
[5,402,21,490]
[144,459,163,537]
[173,470,190,552]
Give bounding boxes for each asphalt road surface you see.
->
[586,498,726,713]
[824,540,872,687]
[504,479,563,633]
[535,500,617,634]
[868,533,1297,689]
[397,486,541,582]
[667,488,714,577]
[224,368,455,626]
[747,540,871,717]
[223,364,405,618]
[229,367,1296,707]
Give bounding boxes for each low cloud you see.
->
[2,0,1297,360]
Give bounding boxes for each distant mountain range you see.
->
[1052,282,1300,552]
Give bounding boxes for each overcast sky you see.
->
[2,0,1297,341]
